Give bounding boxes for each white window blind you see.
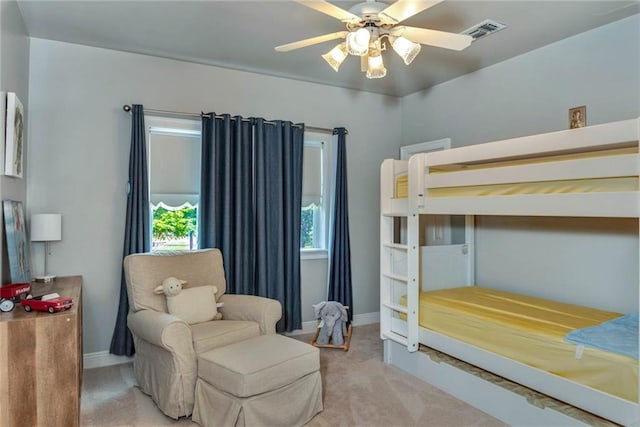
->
[302,142,323,208]
[149,133,201,208]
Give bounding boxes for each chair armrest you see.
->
[219,294,282,335]
[128,309,195,362]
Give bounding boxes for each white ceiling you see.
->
[16,0,640,97]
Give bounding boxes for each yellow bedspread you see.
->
[403,287,638,402]
[428,177,637,198]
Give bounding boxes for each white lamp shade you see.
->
[366,53,387,79]
[322,43,348,72]
[346,28,370,56]
[31,214,62,242]
[392,36,421,65]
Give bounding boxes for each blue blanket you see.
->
[565,313,638,360]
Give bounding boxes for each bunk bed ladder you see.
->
[380,159,414,350]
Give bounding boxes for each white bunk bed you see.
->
[380,118,640,426]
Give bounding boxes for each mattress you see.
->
[403,286,638,402]
[395,174,408,198]
[427,177,637,198]
[428,146,637,173]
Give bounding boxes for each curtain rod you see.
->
[122,105,336,134]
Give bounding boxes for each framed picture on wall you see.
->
[4,92,24,178]
[0,92,5,170]
[569,105,586,129]
[3,200,31,283]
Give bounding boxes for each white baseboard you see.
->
[83,351,133,370]
[286,311,379,336]
[352,311,380,327]
[285,321,320,336]
[84,311,379,369]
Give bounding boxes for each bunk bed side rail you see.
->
[417,327,640,426]
[424,118,639,167]
[424,192,638,218]
[426,153,637,189]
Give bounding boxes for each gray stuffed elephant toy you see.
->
[313,301,348,346]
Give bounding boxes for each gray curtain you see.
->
[199,114,255,295]
[199,114,304,332]
[110,104,151,356]
[327,128,353,323]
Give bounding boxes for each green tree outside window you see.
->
[152,206,197,251]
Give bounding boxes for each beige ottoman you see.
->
[192,334,323,427]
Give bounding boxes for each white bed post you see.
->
[465,215,475,286]
[406,154,425,352]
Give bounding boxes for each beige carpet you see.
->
[81,324,505,426]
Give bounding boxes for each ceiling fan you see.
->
[275,0,473,79]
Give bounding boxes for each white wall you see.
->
[401,15,640,312]
[401,14,640,147]
[27,38,400,353]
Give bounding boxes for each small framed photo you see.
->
[569,105,586,129]
[4,92,24,178]
[3,200,31,283]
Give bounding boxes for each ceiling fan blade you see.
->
[378,0,443,25]
[391,26,472,51]
[295,1,361,23]
[275,31,348,52]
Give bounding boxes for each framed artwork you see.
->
[569,105,586,129]
[4,92,24,178]
[3,200,31,283]
[0,92,5,170]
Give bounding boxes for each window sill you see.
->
[301,249,328,260]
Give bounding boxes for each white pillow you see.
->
[166,285,219,325]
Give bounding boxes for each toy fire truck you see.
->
[0,283,31,312]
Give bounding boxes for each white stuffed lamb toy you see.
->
[154,277,222,324]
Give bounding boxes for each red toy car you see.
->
[21,293,73,313]
[0,283,31,312]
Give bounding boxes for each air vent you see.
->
[461,19,507,41]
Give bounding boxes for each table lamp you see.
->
[30,213,62,282]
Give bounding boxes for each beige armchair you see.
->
[124,249,282,419]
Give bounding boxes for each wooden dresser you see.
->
[0,276,82,427]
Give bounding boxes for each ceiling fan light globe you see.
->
[322,43,348,72]
[366,53,387,79]
[346,28,371,56]
[392,36,421,65]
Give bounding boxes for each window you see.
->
[146,116,201,252]
[301,132,332,257]
[146,122,329,255]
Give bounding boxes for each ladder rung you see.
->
[382,213,408,217]
[382,302,408,314]
[382,330,408,346]
[382,242,408,250]
[382,272,408,282]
